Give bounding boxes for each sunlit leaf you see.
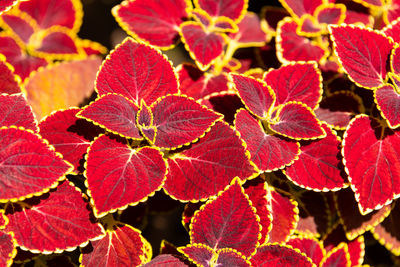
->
[286,236,325,266]
[250,244,314,266]
[194,0,247,21]
[0,231,16,267]
[375,84,400,129]
[0,93,37,131]
[229,12,267,47]
[278,0,322,18]
[0,56,21,94]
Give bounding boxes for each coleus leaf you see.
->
[189,178,260,257]
[163,121,257,201]
[278,0,322,18]
[0,93,38,131]
[250,244,315,266]
[194,0,247,21]
[269,102,326,140]
[283,123,346,191]
[329,25,393,89]
[0,231,16,267]
[17,0,82,32]
[112,0,191,49]
[0,0,19,14]
[5,181,105,253]
[263,62,322,109]
[316,3,346,25]
[320,243,351,267]
[230,73,276,119]
[383,18,400,43]
[146,94,223,149]
[85,134,167,218]
[384,0,400,24]
[142,254,189,267]
[180,21,226,71]
[24,57,101,120]
[234,109,300,172]
[0,56,21,94]
[0,12,35,44]
[0,127,73,202]
[0,211,6,228]
[78,93,141,139]
[80,224,151,267]
[391,46,400,75]
[229,12,267,47]
[39,108,104,174]
[96,37,179,105]
[343,115,400,214]
[375,84,400,129]
[348,236,365,266]
[286,236,325,266]
[179,244,251,267]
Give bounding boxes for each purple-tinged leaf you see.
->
[0,231,16,267]
[250,244,314,267]
[163,122,257,201]
[0,93,37,131]
[329,25,393,89]
[194,0,247,21]
[375,84,400,129]
[141,254,188,267]
[190,179,260,257]
[0,12,35,43]
[229,12,267,47]
[316,3,346,26]
[96,37,179,105]
[320,243,351,267]
[343,115,400,214]
[391,45,400,75]
[0,56,21,94]
[286,236,325,266]
[6,182,105,253]
[31,30,80,57]
[383,18,400,43]
[278,0,322,18]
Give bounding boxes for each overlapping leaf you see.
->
[96,37,178,105]
[189,179,260,257]
[0,231,16,267]
[30,30,81,58]
[229,12,267,47]
[163,122,256,201]
[0,57,21,94]
[0,93,37,131]
[194,0,247,21]
[142,254,188,266]
[0,127,73,202]
[250,244,314,266]
[112,0,191,48]
[278,0,322,18]
[5,182,104,253]
[286,236,325,266]
[330,25,393,89]
[383,18,400,43]
[80,224,151,267]
[375,84,400,129]
[0,0,19,14]
[320,243,351,267]
[0,12,35,45]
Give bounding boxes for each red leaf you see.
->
[320,243,351,267]
[268,190,299,243]
[276,17,327,63]
[163,122,256,201]
[284,124,346,191]
[80,224,150,267]
[194,0,247,21]
[374,84,400,129]
[0,57,21,94]
[0,0,18,14]
[286,236,325,265]
[0,13,34,43]
[0,231,16,267]
[86,135,167,217]
[330,25,393,89]
[5,182,104,253]
[231,73,275,119]
[385,0,400,25]
[0,211,7,228]
[0,127,73,202]
[150,95,222,149]
[229,12,267,47]
[343,115,400,214]
[33,30,80,57]
[112,0,190,48]
[18,0,81,31]
[78,94,141,139]
[269,102,326,140]
[264,62,322,109]
[348,236,365,266]
[391,46,400,75]
[316,4,346,25]
[235,109,300,172]
[250,244,314,267]
[39,108,103,174]
[279,0,322,18]
[383,18,400,43]
[180,22,226,71]
[141,254,188,266]
[0,93,38,131]
[96,37,179,105]
[190,179,260,257]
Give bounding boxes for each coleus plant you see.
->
[1,0,400,266]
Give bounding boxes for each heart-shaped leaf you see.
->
[96,37,179,105]
[80,224,151,267]
[86,134,167,218]
[190,179,260,257]
[0,56,21,94]
[229,12,267,47]
[0,12,35,44]
[343,115,400,214]
[250,244,314,266]
[163,121,256,201]
[278,0,322,18]
[194,0,247,21]
[375,84,400,129]
[235,109,300,172]
[320,243,351,267]
[78,93,141,139]
[286,236,325,266]
[0,231,16,267]
[330,25,393,89]
[0,127,73,202]
[112,0,191,48]
[149,95,222,149]
[0,93,37,131]
[5,181,105,253]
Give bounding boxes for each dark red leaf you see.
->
[284,124,346,191]
[113,0,190,48]
[0,127,73,202]
[250,244,314,267]
[190,179,260,257]
[269,102,326,140]
[0,13,34,43]
[391,45,400,75]
[195,0,246,21]
[0,231,16,267]
[286,236,325,265]
[330,25,393,89]
[150,95,222,149]
[235,109,300,172]
[96,37,179,105]
[141,254,188,267]
[6,182,105,253]
[200,92,244,124]
[163,122,256,201]
[279,0,322,18]
[231,73,275,119]
[374,84,400,129]
[216,249,251,267]
[229,12,267,47]
[86,135,167,217]
[0,93,37,131]
[264,62,322,109]
[343,115,400,214]
[320,243,351,267]
[32,30,80,57]
[0,57,21,94]
[78,94,141,139]
[80,224,151,267]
